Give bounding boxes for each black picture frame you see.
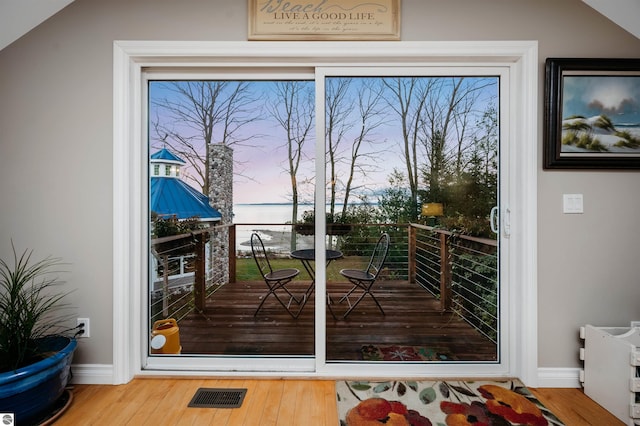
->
[544,58,640,169]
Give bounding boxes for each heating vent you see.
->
[188,388,247,408]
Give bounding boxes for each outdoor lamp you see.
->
[421,203,443,226]
[421,203,443,217]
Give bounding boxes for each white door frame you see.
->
[113,40,538,385]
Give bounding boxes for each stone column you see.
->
[208,143,233,285]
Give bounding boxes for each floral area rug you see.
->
[360,345,455,361]
[336,379,564,425]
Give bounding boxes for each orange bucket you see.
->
[150,318,181,354]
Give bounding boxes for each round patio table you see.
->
[290,249,343,319]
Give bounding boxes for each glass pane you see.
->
[148,80,316,358]
[323,76,500,363]
[146,74,501,365]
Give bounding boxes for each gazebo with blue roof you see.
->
[150,148,221,223]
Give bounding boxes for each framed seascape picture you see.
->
[544,58,640,169]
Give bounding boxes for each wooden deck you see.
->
[176,279,497,361]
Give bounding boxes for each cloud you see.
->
[581,77,639,114]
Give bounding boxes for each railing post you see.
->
[194,233,206,312]
[408,224,416,284]
[228,224,236,283]
[162,255,169,318]
[440,232,452,311]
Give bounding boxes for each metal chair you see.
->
[250,232,301,318]
[339,232,389,318]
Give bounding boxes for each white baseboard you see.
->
[70,363,115,385]
[68,364,584,388]
[537,367,582,388]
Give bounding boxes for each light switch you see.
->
[563,194,583,214]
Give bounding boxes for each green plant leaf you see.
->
[373,382,392,393]
[350,382,372,391]
[406,381,418,392]
[0,242,73,371]
[419,387,437,404]
[396,382,406,396]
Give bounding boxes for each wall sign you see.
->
[248,0,400,40]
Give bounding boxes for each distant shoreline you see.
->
[238,229,314,251]
[234,202,312,206]
[234,202,377,206]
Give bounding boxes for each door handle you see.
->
[490,206,499,234]
[490,206,510,237]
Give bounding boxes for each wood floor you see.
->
[55,379,623,425]
[110,281,623,424]
[177,279,496,361]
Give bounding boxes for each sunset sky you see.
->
[149,76,498,205]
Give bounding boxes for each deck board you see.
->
[176,279,497,361]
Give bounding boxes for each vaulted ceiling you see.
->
[0,0,638,52]
[581,0,640,40]
[0,0,75,52]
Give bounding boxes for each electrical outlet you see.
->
[77,318,90,338]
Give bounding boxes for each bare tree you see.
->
[326,78,386,221]
[383,77,496,211]
[382,77,430,214]
[150,81,261,194]
[420,78,465,201]
[267,81,314,246]
[471,104,499,181]
[420,77,495,197]
[325,78,353,219]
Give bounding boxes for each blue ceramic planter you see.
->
[0,336,77,424]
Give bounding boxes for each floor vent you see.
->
[188,388,247,408]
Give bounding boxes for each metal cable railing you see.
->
[414,230,442,297]
[412,224,498,343]
[150,229,228,325]
[450,243,498,343]
[149,223,498,342]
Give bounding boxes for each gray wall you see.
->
[1,0,639,371]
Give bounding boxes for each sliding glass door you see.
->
[316,70,501,366]
[144,65,506,374]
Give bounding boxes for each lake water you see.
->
[233,203,313,252]
[232,203,375,252]
[233,203,308,224]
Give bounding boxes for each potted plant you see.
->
[151,213,204,255]
[0,243,77,424]
[294,211,352,236]
[293,210,315,236]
